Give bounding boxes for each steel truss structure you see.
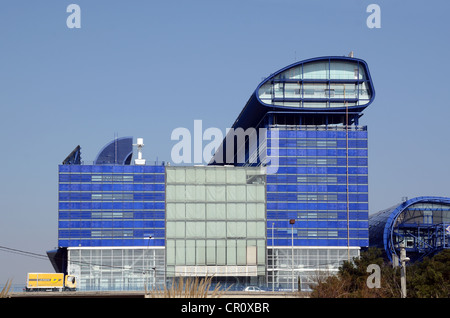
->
[369,196,450,264]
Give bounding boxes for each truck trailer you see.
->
[25,273,77,292]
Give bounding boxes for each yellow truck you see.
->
[25,273,77,292]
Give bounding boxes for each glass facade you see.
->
[59,164,166,291]
[58,164,166,247]
[262,125,368,290]
[67,247,165,291]
[165,166,266,286]
[266,126,369,248]
[258,60,372,109]
[267,247,359,291]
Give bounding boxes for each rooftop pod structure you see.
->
[369,196,450,264]
[210,56,375,166]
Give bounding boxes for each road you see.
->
[9,290,309,298]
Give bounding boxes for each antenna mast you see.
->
[134,138,146,165]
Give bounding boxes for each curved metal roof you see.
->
[369,196,450,263]
[94,136,133,165]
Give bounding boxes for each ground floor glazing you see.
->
[66,246,359,291]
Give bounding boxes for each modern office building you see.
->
[50,55,375,291]
[55,137,166,291]
[369,196,450,264]
[210,56,374,289]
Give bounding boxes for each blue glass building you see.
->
[55,138,166,290]
[58,167,165,247]
[210,56,374,289]
[58,137,166,248]
[51,56,376,291]
[265,128,369,248]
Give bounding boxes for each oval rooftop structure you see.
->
[231,56,375,130]
[257,56,375,111]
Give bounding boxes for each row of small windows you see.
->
[61,212,134,218]
[59,183,165,191]
[267,211,367,218]
[267,193,368,202]
[59,219,368,229]
[269,217,368,226]
[59,202,165,210]
[294,157,367,166]
[59,229,164,238]
[269,229,368,238]
[59,192,165,201]
[73,230,135,237]
[93,212,133,218]
[270,212,340,219]
[59,211,367,221]
[59,173,367,189]
[59,221,165,229]
[59,239,165,247]
[262,82,370,98]
[59,160,366,181]
[273,139,367,148]
[269,86,368,99]
[60,227,367,238]
[58,165,165,174]
[291,230,339,237]
[267,174,367,184]
[269,239,369,247]
[267,185,368,192]
[267,202,368,210]
[267,130,367,139]
[297,176,333,183]
[92,230,132,237]
[59,183,368,196]
[59,211,164,219]
[92,175,133,182]
[299,194,337,201]
[59,174,165,183]
[269,149,368,157]
[273,167,368,174]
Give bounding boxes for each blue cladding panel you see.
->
[266,127,369,247]
[58,164,166,247]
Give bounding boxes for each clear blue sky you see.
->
[1,0,449,287]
